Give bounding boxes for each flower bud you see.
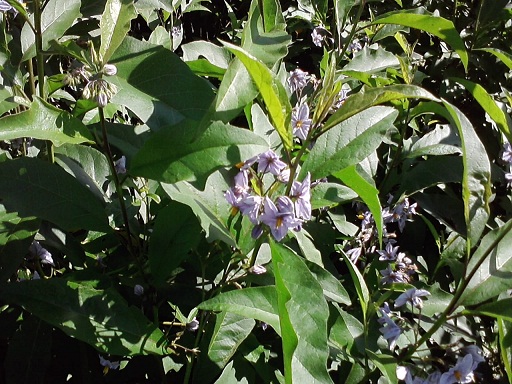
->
[103,64,117,76]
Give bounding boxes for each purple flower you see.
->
[225,170,251,210]
[257,150,287,176]
[346,246,362,263]
[378,307,401,350]
[249,265,267,275]
[292,104,312,140]
[288,68,309,93]
[463,345,485,370]
[394,288,430,309]
[290,173,311,220]
[114,156,126,174]
[259,196,300,241]
[505,172,512,188]
[99,355,120,373]
[439,354,475,384]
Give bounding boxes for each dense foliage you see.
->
[1,0,512,382]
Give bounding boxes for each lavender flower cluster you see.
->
[225,150,311,241]
[500,142,512,188]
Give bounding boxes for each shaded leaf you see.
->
[0,279,166,355]
[340,250,370,319]
[160,171,235,246]
[0,206,40,282]
[477,48,512,71]
[149,201,202,286]
[0,157,111,232]
[110,37,214,130]
[303,258,351,305]
[310,182,358,209]
[465,298,512,322]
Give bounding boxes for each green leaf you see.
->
[223,42,293,151]
[110,37,214,130]
[198,286,281,335]
[99,0,137,63]
[340,250,370,320]
[182,40,231,69]
[0,279,166,355]
[329,304,364,354]
[334,165,383,246]
[208,311,255,369]
[149,201,202,286]
[21,0,82,61]
[452,77,512,143]
[132,120,269,188]
[404,124,461,158]
[323,85,437,131]
[372,9,469,72]
[443,101,491,247]
[0,157,111,232]
[343,46,400,74]
[498,318,512,382]
[366,351,397,383]
[270,241,333,384]
[303,259,351,305]
[4,316,52,384]
[160,171,236,247]
[0,206,40,283]
[310,182,358,209]
[302,106,398,180]
[465,298,512,322]
[459,220,512,306]
[0,98,93,146]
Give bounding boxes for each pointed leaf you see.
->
[208,311,255,368]
[198,286,281,335]
[476,48,512,71]
[304,258,351,305]
[452,77,512,142]
[340,250,370,319]
[334,165,383,246]
[0,157,111,232]
[132,120,269,188]
[0,98,93,146]
[302,107,398,180]
[270,241,333,384]
[465,298,512,322]
[443,101,491,246]
[223,42,293,150]
[323,85,438,131]
[99,0,137,63]
[0,279,166,355]
[372,9,468,71]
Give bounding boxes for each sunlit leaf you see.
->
[99,0,137,63]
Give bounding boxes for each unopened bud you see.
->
[103,64,117,76]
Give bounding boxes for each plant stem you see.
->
[98,107,136,257]
[33,0,54,163]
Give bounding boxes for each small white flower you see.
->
[114,156,126,174]
[249,265,267,275]
[311,27,325,47]
[186,318,200,332]
[287,68,309,93]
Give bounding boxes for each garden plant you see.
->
[1,0,512,382]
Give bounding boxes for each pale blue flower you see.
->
[288,68,309,93]
[501,142,512,164]
[439,354,475,384]
[395,288,430,309]
[114,156,126,174]
[99,355,120,372]
[290,172,311,220]
[29,241,54,266]
[238,195,263,224]
[380,265,407,284]
[377,242,400,261]
[292,104,312,140]
[257,150,287,176]
[259,196,300,241]
[311,27,324,47]
[378,306,401,350]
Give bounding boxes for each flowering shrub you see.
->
[0,0,511,382]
